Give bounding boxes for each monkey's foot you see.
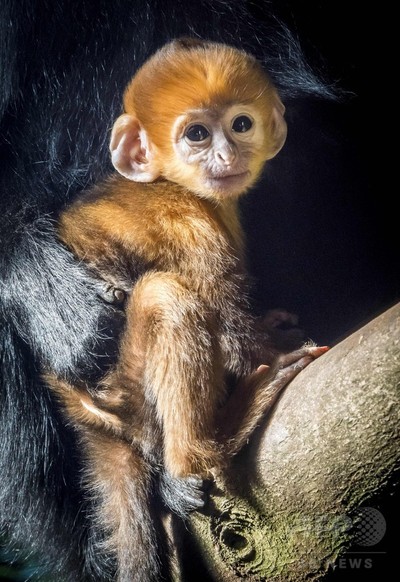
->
[159,473,209,517]
[267,344,329,391]
[164,438,223,480]
[218,345,328,457]
[243,344,328,392]
[241,344,329,412]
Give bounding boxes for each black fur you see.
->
[0,1,340,579]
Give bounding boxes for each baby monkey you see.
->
[47,38,327,581]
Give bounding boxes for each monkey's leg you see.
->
[82,431,166,582]
[217,345,328,456]
[118,271,225,478]
[44,377,165,582]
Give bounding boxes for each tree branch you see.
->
[174,303,400,581]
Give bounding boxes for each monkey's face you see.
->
[110,99,286,201]
[165,103,280,201]
[111,40,287,201]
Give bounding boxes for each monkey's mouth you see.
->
[206,171,250,191]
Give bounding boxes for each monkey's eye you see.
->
[184,124,210,143]
[232,115,253,133]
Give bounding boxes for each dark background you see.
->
[247,3,398,580]
[243,1,396,347]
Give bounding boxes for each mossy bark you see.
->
[174,303,400,581]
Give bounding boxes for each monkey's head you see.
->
[110,38,287,201]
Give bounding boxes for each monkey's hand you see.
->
[159,472,209,518]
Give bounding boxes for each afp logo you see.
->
[352,507,386,546]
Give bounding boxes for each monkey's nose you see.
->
[215,147,236,166]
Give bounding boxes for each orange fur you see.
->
[59,178,244,286]
[46,39,325,581]
[124,40,280,155]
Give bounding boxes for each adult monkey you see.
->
[0,1,331,579]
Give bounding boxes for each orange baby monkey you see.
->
[46,38,327,581]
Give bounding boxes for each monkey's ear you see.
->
[110,114,160,182]
[265,97,287,160]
